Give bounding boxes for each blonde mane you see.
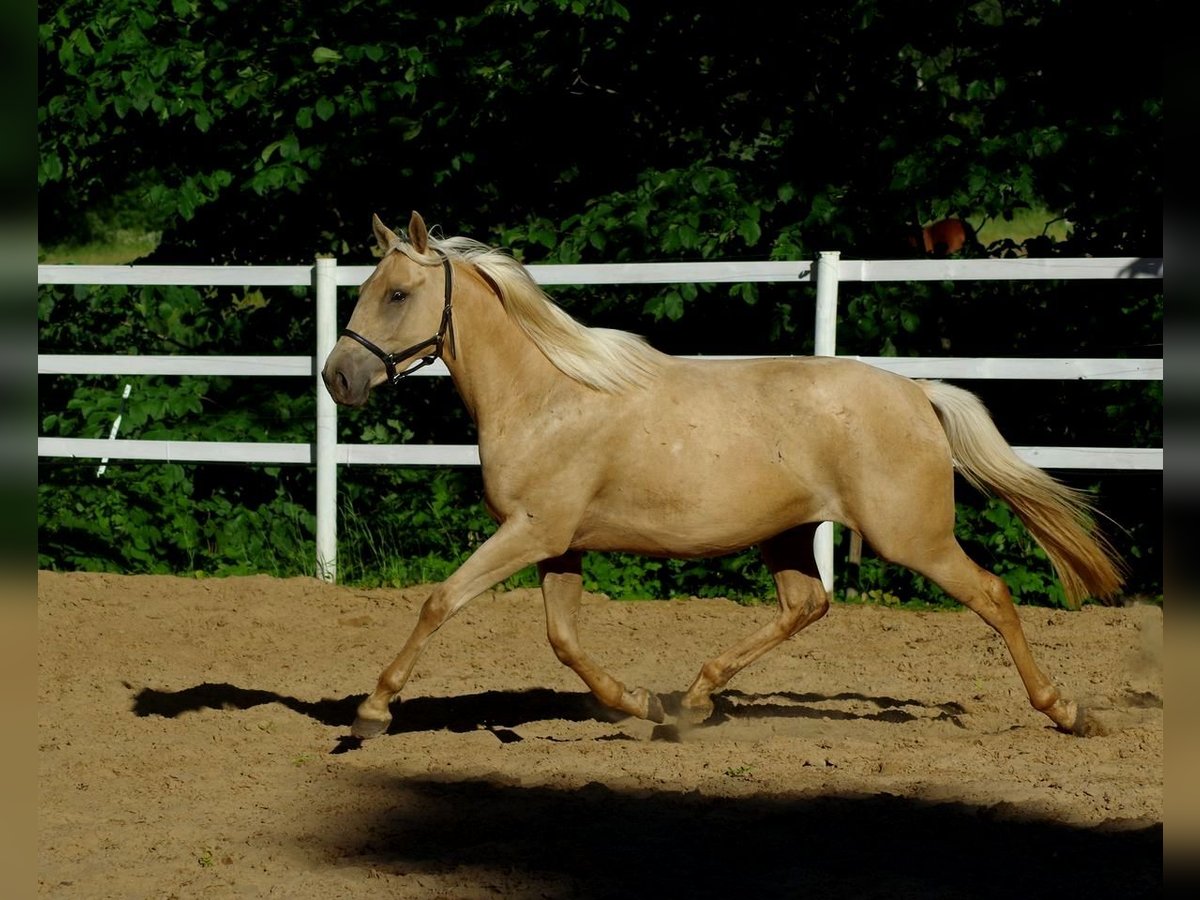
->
[393,234,664,393]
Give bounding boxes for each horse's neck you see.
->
[442,277,570,428]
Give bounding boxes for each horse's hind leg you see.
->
[880,534,1087,734]
[680,524,829,724]
[539,552,665,723]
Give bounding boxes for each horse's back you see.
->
[605,354,947,468]
[657,354,933,426]
[568,355,952,555]
[669,355,948,472]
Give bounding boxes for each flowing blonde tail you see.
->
[920,381,1125,607]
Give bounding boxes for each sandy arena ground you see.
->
[38,571,1162,897]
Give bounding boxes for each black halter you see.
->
[340,250,455,384]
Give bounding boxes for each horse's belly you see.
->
[570,461,822,557]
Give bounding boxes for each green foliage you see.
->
[38,278,319,576]
[37,460,316,576]
[40,0,1161,259]
[38,0,1161,605]
[582,551,775,603]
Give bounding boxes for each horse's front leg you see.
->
[539,552,665,723]
[352,520,552,739]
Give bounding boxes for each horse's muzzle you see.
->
[321,343,375,407]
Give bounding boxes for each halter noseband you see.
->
[339,250,455,384]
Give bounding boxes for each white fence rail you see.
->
[38,255,1163,587]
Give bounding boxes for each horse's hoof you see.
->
[630,687,665,723]
[644,691,666,724]
[351,714,391,740]
[677,697,714,726]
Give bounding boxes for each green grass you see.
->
[974,207,1070,248]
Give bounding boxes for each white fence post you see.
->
[314,257,338,582]
[813,250,840,594]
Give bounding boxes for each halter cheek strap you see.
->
[339,250,454,384]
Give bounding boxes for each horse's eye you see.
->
[389,290,407,304]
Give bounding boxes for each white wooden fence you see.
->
[38,254,1163,587]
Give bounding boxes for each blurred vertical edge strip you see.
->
[14,0,38,895]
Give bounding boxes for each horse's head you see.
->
[321,211,453,407]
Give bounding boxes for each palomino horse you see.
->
[322,212,1123,740]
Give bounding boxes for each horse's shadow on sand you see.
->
[128,683,1161,897]
[130,682,967,748]
[338,774,1161,899]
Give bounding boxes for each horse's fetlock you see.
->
[1029,685,1061,712]
[699,660,724,688]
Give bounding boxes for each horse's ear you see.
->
[372,213,399,252]
[408,211,429,254]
